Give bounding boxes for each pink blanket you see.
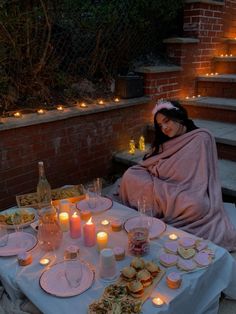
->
[120,129,236,251]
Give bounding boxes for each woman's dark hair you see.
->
[143,100,198,160]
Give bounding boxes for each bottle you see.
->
[129,139,136,155]
[37,161,52,208]
[139,136,146,151]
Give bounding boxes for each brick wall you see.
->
[0,101,153,209]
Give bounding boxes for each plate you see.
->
[0,207,37,229]
[39,260,94,297]
[76,197,113,215]
[0,232,37,256]
[124,216,166,240]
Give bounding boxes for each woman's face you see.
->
[156,113,185,138]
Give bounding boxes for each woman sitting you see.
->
[119,100,236,251]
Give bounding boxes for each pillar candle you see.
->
[59,212,69,232]
[83,217,96,247]
[70,212,81,238]
[97,231,108,251]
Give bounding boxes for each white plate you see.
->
[40,260,94,297]
[76,197,113,215]
[124,216,166,240]
[0,207,37,229]
[0,232,37,256]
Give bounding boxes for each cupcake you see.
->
[113,246,125,261]
[111,219,122,232]
[17,251,32,266]
[166,272,182,289]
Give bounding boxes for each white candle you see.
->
[101,219,110,227]
[152,297,164,307]
[59,212,69,232]
[83,217,96,247]
[70,212,81,238]
[97,231,108,251]
[169,233,178,240]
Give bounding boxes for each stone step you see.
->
[196,74,236,98]
[113,150,236,198]
[182,97,236,123]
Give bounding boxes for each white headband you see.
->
[152,100,177,115]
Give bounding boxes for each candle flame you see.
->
[87,217,93,224]
[72,212,78,218]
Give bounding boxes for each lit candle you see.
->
[57,105,64,111]
[152,297,164,307]
[169,233,178,240]
[114,97,120,102]
[39,258,50,266]
[97,231,108,251]
[101,219,110,227]
[80,102,87,108]
[197,94,201,97]
[83,217,96,247]
[70,212,81,238]
[37,109,45,115]
[98,100,104,105]
[59,212,69,232]
[215,72,218,75]
[129,139,136,155]
[14,112,22,118]
[185,96,189,99]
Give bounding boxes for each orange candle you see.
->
[59,212,69,232]
[97,231,108,251]
[83,217,96,247]
[70,212,81,238]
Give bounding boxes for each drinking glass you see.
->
[83,183,97,209]
[64,260,82,288]
[0,225,8,247]
[94,178,103,205]
[138,197,153,234]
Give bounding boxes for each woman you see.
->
[119,100,236,251]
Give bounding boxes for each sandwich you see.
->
[127,280,144,298]
[145,261,160,277]
[130,257,145,271]
[136,269,152,287]
[121,266,136,281]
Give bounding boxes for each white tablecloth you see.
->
[0,201,236,314]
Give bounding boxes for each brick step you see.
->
[145,119,236,161]
[213,57,236,74]
[196,74,236,98]
[182,97,236,123]
[113,151,236,198]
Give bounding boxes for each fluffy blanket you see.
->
[119,129,236,251]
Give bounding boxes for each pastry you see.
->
[145,261,161,277]
[166,272,182,289]
[130,257,145,270]
[178,247,196,259]
[127,280,144,298]
[121,266,136,281]
[136,269,152,287]
[17,251,32,266]
[164,241,179,254]
[179,237,195,249]
[111,219,122,232]
[177,258,197,271]
[113,246,125,261]
[195,240,208,252]
[194,252,212,267]
[64,245,80,260]
[159,253,178,267]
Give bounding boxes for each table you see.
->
[0,201,236,314]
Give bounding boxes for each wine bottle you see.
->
[37,161,52,208]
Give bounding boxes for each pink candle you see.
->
[70,212,81,238]
[83,217,96,247]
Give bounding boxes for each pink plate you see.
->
[40,260,94,297]
[76,197,112,215]
[0,232,37,256]
[124,216,166,240]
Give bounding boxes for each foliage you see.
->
[0,0,184,115]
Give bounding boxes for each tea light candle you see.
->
[70,211,81,238]
[152,297,164,307]
[98,100,104,105]
[39,258,50,266]
[97,231,108,251]
[80,210,91,221]
[169,233,178,240]
[56,105,64,111]
[37,109,45,115]
[83,217,96,247]
[14,111,22,118]
[101,219,110,227]
[59,212,69,232]
[114,97,120,102]
[80,102,87,108]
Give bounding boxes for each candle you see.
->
[98,100,104,105]
[152,297,164,307]
[37,109,45,115]
[59,212,69,232]
[114,97,120,102]
[169,233,178,240]
[57,105,64,111]
[39,258,50,266]
[80,102,87,108]
[80,210,91,221]
[83,217,96,247]
[101,219,110,227]
[14,112,22,118]
[70,212,81,238]
[97,231,108,251]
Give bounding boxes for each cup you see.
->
[138,197,154,234]
[0,225,8,247]
[99,248,117,280]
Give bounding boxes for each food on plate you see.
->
[17,251,33,266]
[166,272,182,289]
[136,269,152,287]
[113,246,125,261]
[178,237,196,249]
[0,209,35,226]
[145,261,161,277]
[127,280,144,298]
[121,266,136,281]
[177,258,197,271]
[159,253,178,267]
[130,257,145,270]
[177,247,196,259]
[164,241,179,254]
